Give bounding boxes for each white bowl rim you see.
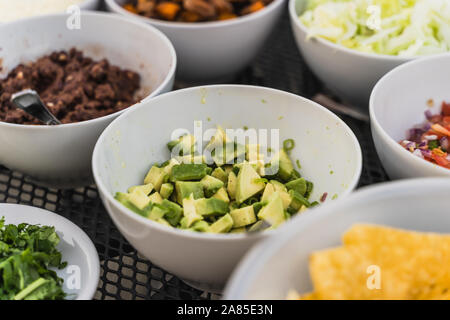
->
[288,0,422,62]
[92,84,363,242]
[79,0,99,9]
[223,177,450,299]
[0,203,100,300]
[369,53,450,176]
[0,11,177,130]
[105,0,285,29]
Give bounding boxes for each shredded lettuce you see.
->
[299,0,450,56]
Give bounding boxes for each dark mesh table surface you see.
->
[0,10,388,300]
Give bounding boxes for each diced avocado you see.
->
[128,189,151,210]
[115,192,148,217]
[156,218,171,227]
[195,198,229,216]
[128,183,154,196]
[177,154,205,164]
[200,175,224,197]
[227,171,237,200]
[223,165,233,175]
[206,126,230,150]
[211,167,228,184]
[148,192,163,204]
[230,205,257,228]
[270,180,292,209]
[247,220,270,233]
[170,163,208,182]
[289,190,311,211]
[212,187,230,203]
[160,199,183,226]
[269,149,294,181]
[148,204,167,221]
[182,195,203,228]
[235,163,265,204]
[230,227,246,234]
[175,181,204,204]
[189,220,209,233]
[285,178,307,196]
[160,183,174,199]
[257,192,285,227]
[144,166,166,191]
[162,158,180,176]
[168,134,196,156]
[261,183,275,203]
[209,214,234,233]
[212,143,246,166]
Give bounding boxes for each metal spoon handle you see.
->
[11,89,61,125]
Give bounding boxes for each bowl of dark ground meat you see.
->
[0,12,176,188]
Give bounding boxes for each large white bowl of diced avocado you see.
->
[92,85,362,288]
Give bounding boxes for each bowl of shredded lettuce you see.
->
[289,0,450,107]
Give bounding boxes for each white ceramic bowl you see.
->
[0,12,176,188]
[224,178,450,299]
[288,0,414,108]
[92,85,362,289]
[105,0,285,82]
[370,54,450,180]
[0,203,100,300]
[80,0,100,10]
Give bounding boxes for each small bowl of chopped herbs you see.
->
[0,204,99,300]
[92,85,362,289]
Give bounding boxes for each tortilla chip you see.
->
[306,225,450,300]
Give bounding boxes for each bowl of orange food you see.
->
[105,0,285,82]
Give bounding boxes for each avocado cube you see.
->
[182,195,203,228]
[175,181,204,204]
[268,149,294,181]
[162,158,180,176]
[189,220,210,233]
[128,183,154,196]
[289,190,311,211]
[212,187,230,203]
[170,164,208,182]
[195,198,229,216]
[200,175,224,197]
[160,183,174,199]
[209,214,234,233]
[257,192,285,227]
[160,199,183,226]
[148,192,163,204]
[285,178,307,196]
[205,126,230,150]
[168,134,196,156]
[177,154,206,164]
[144,166,167,191]
[148,204,168,221]
[212,142,246,166]
[156,218,172,227]
[128,189,151,210]
[230,205,257,228]
[235,163,265,204]
[230,227,247,234]
[227,171,237,200]
[269,181,292,209]
[211,167,228,184]
[261,183,275,203]
[115,192,147,217]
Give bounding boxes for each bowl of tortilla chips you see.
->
[224,178,450,300]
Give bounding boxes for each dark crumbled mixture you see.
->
[0,48,141,124]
